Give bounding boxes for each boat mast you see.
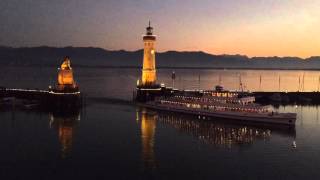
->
[198,74,201,90]
[302,73,305,92]
[239,74,243,92]
[318,75,320,92]
[278,75,281,92]
[259,75,262,91]
[172,71,176,89]
[298,76,301,92]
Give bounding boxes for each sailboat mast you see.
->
[278,75,281,92]
[298,76,301,92]
[318,75,320,92]
[259,75,262,91]
[198,74,201,90]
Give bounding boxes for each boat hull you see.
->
[141,103,296,126]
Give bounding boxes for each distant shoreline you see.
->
[2,65,320,71]
[77,65,320,71]
[1,46,320,71]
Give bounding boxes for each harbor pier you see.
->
[0,56,82,111]
[0,87,82,110]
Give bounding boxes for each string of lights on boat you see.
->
[4,88,81,95]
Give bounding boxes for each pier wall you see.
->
[0,88,82,110]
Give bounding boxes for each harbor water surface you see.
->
[1,67,320,179]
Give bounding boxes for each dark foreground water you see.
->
[1,67,320,179]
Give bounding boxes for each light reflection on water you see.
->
[156,112,294,148]
[277,105,320,125]
[136,107,297,170]
[0,102,320,179]
[2,67,320,179]
[138,109,157,170]
[49,112,80,159]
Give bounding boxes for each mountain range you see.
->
[1,46,320,70]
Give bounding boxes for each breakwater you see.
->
[0,87,82,110]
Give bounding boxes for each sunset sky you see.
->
[1,0,320,58]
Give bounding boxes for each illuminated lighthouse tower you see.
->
[136,23,178,102]
[136,22,164,102]
[141,21,157,87]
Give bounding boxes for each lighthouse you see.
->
[141,21,157,87]
[136,22,169,102]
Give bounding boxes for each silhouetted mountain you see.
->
[0,46,320,69]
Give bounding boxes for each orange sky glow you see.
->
[1,0,320,58]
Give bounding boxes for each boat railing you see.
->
[159,97,264,108]
[157,98,269,113]
[173,95,255,105]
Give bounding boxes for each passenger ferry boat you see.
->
[143,86,296,126]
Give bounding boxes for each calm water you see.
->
[1,67,320,179]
